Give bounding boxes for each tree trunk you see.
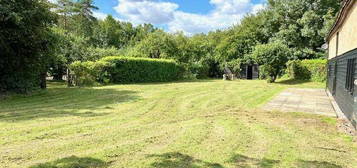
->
[67,68,71,87]
[272,75,276,82]
[40,72,47,89]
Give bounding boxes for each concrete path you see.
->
[263,88,336,116]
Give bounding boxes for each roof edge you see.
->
[326,0,354,41]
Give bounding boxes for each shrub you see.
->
[286,59,327,82]
[251,42,291,83]
[286,60,310,80]
[69,61,110,86]
[185,62,210,79]
[226,59,242,78]
[69,57,184,86]
[258,65,269,80]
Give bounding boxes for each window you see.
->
[336,32,339,57]
[345,58,355,94]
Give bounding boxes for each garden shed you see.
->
[240,64,259,80]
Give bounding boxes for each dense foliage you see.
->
[68,60,109,86]
[1,0,341,91]
[251,42,291,82]
[69,57,184,86]
[262,0,340,60]
[0,0,56,92]
[286,59,327,82]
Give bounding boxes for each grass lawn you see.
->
[0,80,356,168]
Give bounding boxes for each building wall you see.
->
[328,2,357,59]
[328,49,357,128]
[327,1,357,129]
[328,34,337,59]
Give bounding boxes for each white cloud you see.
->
[114,0,266,34]
[93,11,108,20]
[114,0,178,24]
[252,3,265,14]
[93,11,124,22]
[168,11,244,35]
[209,0,252,14]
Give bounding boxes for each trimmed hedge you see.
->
[69,56,184,86]
[286,59,327,82]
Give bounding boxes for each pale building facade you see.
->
[327,0,357,128]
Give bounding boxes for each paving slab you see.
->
[263,88,336,116]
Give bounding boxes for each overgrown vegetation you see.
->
[286,59,327,82]
[1,0,341,91]
[251,42,291,82]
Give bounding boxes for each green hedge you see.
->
[69,56,184,86]
[69,60,110,86]
[286,59,327,82]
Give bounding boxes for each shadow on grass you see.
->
[29,155,108,168]
[229,154,342,168]
[296,160,342,168]
[0,87,140,122]
[147,152,224,168]
[229,154,280,168]
[115,79,216,86]
[275,79,313,85]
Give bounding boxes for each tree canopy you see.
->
[0,0,341,92]
[0,0,56,92]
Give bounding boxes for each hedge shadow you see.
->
[29,155,109,168]
[147,152,223,168]
[0,87,140,122]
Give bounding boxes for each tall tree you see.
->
[263,0,340,59]
[215,14,267,63]
[129,30,178,59]
[130,23,157,46]
[54,0,75,31]
[73,0,98,37]
[93,15,137,49]
[0,0,57,92]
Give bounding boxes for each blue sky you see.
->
[92,0,267,35]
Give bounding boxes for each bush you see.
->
[185,62,210,79]
[226,59,242,77]
[286,60,310,80]
[69,56,184,86]
[258,65,269,80]
[251,42,291,82]
[286,59,327,82]
[69,61,110,86]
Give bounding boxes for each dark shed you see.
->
[240,64,259,80]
